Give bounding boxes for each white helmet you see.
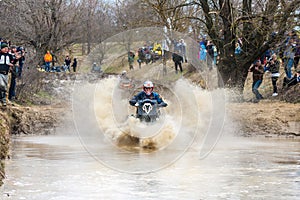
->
[143,80,154,95]
[121,70,127,76]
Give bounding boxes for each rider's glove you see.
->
[134,102,139,107]
[129,99,136,106]
[158,102,167,107]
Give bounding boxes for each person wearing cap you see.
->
[248,59,265,102]
[0,43,14,106]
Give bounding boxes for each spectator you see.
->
[172,51,184,74]
[173,39,180,52]
[235,42,242,55]
[207,41,214,70]
[64,55,71,72]
[72,58,77,72]
[283,70,300,88]
[265,53,280,96]
[137,47,145,69]
[178,39,187,63]
[248,59,265,102]
[0,43,14,106]
[294,40,300,70]
[213,45,218,65]
[199,41,207,61]
[283,39,296,79]
[128,51,135,70]
[8,45,21,101]
[17,46,26,78]
[44,50,52,72]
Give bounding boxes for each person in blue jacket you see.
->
[129,80,167,107]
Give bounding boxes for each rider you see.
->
[129,80,167,107]
[120,70,128,79]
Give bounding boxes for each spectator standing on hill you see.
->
[64,55,71,72]
[248,59,265,102]
[17,46,26,78]
[199,39,207,62]
[128,51,135,70]
[283,39,296,79]
[213,45,218,65]
[265,53,280,96]
[72,58,77,72]
[44,50,52,72]
[294,40,300,70]
[235,42,242,55]
[178,39,187,63]
[172,51,184,74]
[207,41,214,70]
[8,46,21,101]
[0,43,14,106]
[137,48,143,69]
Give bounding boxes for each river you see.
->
[1,134,299,200]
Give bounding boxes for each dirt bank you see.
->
[227,101,300,137]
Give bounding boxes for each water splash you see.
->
[92,76,216,152]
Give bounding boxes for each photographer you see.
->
[8,46,21,101]
[0,43,14,106]
[265,53,280,96]
[17,46,26,78]
[248,59,265,102]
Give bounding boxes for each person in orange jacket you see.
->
[44,50,52,72]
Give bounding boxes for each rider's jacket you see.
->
[129,91,165,106]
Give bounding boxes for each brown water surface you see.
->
[1,135,299,200]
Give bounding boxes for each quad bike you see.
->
[131,99,167,123]
[119,78,135,89]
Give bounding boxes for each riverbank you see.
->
[227,101,300,137]
[0,103,63,186]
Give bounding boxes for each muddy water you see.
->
[1,134,299,200]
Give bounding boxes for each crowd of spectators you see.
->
[0,37,80,107]
[0,38,26,106]
[193,31,299,101]
[1,29,299,107]
[43,51,77,73]
[250,30,300,101]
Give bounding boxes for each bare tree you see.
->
[143,0,300,95]
[0,0,85,64]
